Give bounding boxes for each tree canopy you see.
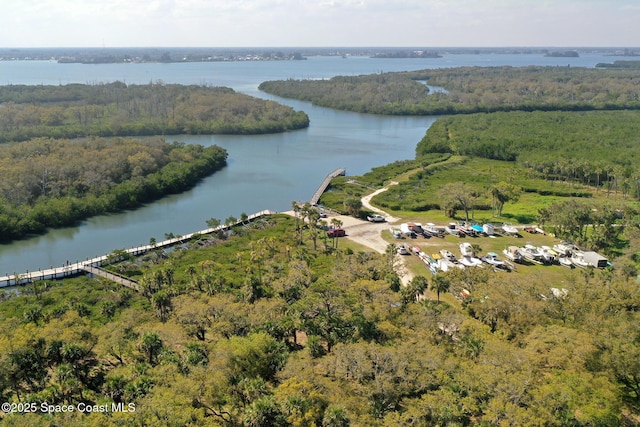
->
[0,137,227,241]
[259,65,640,115]
[417,110,640,196]
[0,82,309,143]
[0,214,638,425]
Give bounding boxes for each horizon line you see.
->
[2,45,640,50]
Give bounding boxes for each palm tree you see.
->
[152,290,172,322]
[54,364,81,403]
[330,218,343,249]
[250,248,264,285]
[139,275,158,300]
[163,266,174,286]
[431,274,451,303]
[140,332,163,365]
[319,220,329,250]
[291,201,300,230]
[410,276,428,302]
[24,305,43,325]
[307,210,321,251]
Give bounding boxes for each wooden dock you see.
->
[81,265,140,291]
[310,168,346,205]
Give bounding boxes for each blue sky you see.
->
[2,0,638,47]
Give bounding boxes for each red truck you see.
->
[327,228,346,237]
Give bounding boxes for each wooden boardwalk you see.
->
[310,168,346,205]
[0,209,276,290]
[81,265,140,291]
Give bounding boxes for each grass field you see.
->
[322,155,639,226]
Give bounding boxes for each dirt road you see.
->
[360,182,399,223]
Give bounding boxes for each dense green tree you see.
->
[322,406,351,427]
[260,66,640,116]
[490,181,522,217]
[0,213,638,425]
[0,137,228,242]
[438,182,476,221]
[343,197,362,217]
[140,332,164,365]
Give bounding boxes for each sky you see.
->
[1,0,639,48]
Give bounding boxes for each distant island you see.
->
[4,46,639,63]
[371,50,442,59]
[596,60,640,69]
[0,47,308,63]
[56,51,307,64]
[544,50,579,57]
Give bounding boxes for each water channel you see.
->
[0,53,627,272]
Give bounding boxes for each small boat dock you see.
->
[310,168,346,205]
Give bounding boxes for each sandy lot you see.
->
[329,214,391,253]
[286,183,417,284]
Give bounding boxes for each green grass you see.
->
[0,277,147,326]
[334,156,639,226]
[105,214,379,293]
[373,156,597,216]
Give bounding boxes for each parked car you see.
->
[367,214,386,222]
[397,244,409,255]
[327,228,346,237]
[389,228,403,239]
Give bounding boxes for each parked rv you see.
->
[582,251,609,269]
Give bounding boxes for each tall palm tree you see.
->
[291,201,300,230]
[152,290,172,322]
[432,274,451,303]
[410,276,428,302]
[307,210,321,251]
[140,332,163,365]
[330,218,343,249]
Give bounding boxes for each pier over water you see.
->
[310,168,346,205]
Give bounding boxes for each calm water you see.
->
[0,53,628,272]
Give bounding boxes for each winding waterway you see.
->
[0,52,628,273]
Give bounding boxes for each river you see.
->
[0,52,628,273]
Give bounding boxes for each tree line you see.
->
[417,110,640,199]
[259,65,640,115]
[0,82,309,143]
[0,137,227,242]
